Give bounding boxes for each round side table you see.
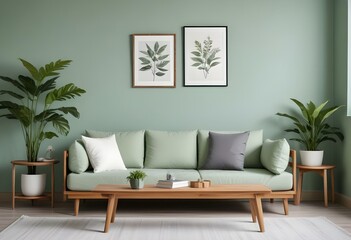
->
[296,164,335,207]
[11,160,59,209]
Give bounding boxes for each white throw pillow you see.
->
[82,134,126,173]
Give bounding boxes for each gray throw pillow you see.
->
[202,132,250,170]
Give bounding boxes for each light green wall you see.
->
[334,0,351,198]
[0,0,336,192]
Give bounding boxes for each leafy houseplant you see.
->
[126,170,147,189]
[0,59,86,174]
[276,98,344,165]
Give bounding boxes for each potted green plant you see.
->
[126,170,147,189]
[0,58,85,196]
[276,98,344,166]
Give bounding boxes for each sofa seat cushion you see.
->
[198,169,292,191]
[198,130,263,169]
[67,169,201,191]
[145,130,197,169]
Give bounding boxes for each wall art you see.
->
[183,26,227,87]
[132,34,176,88]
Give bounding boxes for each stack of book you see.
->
[156,180,190,189]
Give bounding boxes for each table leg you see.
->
[331,169,335,203]
[12,164,15,209]
[104,195,116,233]
[249,199,257,223]
[283,198,289,215]
[51,163,55,208]
[254,195,265,232]
[323,169,328,207]
[297,170,304,205]
[111,198,118,223]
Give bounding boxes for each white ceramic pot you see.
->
[21,173,46,196]
[300,150,324,166]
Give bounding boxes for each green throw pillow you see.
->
[85,130,145,168]
[260,138,290,174]
[145,130,197,169]
[68,140,90,174]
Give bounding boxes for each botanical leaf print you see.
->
[191,36,220,79]
[139,42,169,81]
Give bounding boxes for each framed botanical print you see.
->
[132,34,176,88]
[183,26,228,87]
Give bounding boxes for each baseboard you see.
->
[335,192,351,208]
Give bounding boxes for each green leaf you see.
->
[192,63,202,67]
[139,65,152,71]
[210,62,221,67]
[57,106,80,118]
[139,57,151,64]
[147,50,154,58]
[157,61,169,68]
[158,54,169,61]
[0,90,24,100]
[156,72,165,76]
[45,83,86,105]
[157,45,167,55]
[0,76,26,93]
[140,51,149,56]
[18,75,38,96]
[154,41,159,52]
[19,58,40,81]
[40,131,58,141]
[191,51,201,57]
[50,114,70,135]
[37,76,58,94]
[191,57,203,63]
[157,67,168,72]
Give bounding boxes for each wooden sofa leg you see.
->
[270,198,274,203]
[283,198,289,215]
[74,199,80,216]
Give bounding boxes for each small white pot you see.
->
[300,150,324,166]
[21,174,46,196]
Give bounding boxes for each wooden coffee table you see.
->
[93,184,271,233]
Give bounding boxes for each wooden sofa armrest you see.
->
[289,149,297,194]
[63,150,69,201]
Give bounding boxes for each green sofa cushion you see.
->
[260,138,290,174]
[85,130,145,168]
[144,130,197,169]
[198,130,263,168]
[199,168,292,191]
[68,140,90,174]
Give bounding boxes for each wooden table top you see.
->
[93,184,271,194]
[296,164,335,170]
[11,160,59,166]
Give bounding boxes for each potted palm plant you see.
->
[276,98,344,166]
[0,58,85,196]
[126,170,147,189]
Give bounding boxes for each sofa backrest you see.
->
[144,130,197,169]
[197,130,263,168]
[85,130,145,168]
[68,129,264,173]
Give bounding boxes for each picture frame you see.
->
[183,26,228,87]
[132,34,176,88]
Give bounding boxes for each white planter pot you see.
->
[300,150,324,166]
[21,174,46,196]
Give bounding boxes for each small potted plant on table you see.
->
[126,170,147,189]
